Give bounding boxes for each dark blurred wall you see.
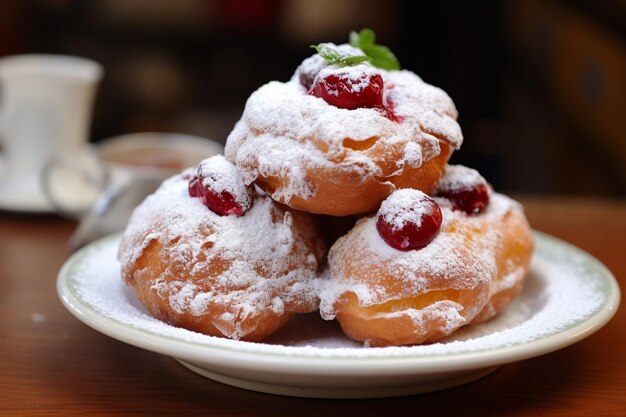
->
[504,0,626,196]
[1,0,624,196]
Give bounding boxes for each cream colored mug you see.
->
[0,54,102,211]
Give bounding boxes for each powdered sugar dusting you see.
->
[67,231,610,357]
[377,189,435,231]
[493,267,525,294]
[315,64,379,95]
[225,46,463,204]
[322,195,519,315]
[296,53,328,87]
[436,165,488,193]
[318,43,366,61]
[195,155,253,210]
[117,171,323,340]
[401,141,422,168]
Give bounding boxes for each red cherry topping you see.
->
[188,175,205,198]
[188,155,254,216]
[435,165,490,215]
[297,54,328,90]
[383,96,404,123]
[380,82,403,122]
[376,189,442,251]
[309,66,384,110]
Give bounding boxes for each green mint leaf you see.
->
[349,30,360,48]
[311,43,370,66]
[348,28,401,70]
[357,28,376,48]
[343,55,372,65]
[360,44,400,70]
[350,28,376,49]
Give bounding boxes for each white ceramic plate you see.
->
[57,231,620,398]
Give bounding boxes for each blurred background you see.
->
[1,0,625,196]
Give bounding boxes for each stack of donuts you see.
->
[118,30,534,346]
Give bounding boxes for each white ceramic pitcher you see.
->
[0,54,102,212]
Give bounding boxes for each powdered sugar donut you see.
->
[118,155,325,341]
[322,166,534,346]
[433,165,535,323]
[225,45,462,216]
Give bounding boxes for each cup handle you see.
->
[41,146,109,220]
[67,175,134,250]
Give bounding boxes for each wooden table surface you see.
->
[1,196,624,417]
